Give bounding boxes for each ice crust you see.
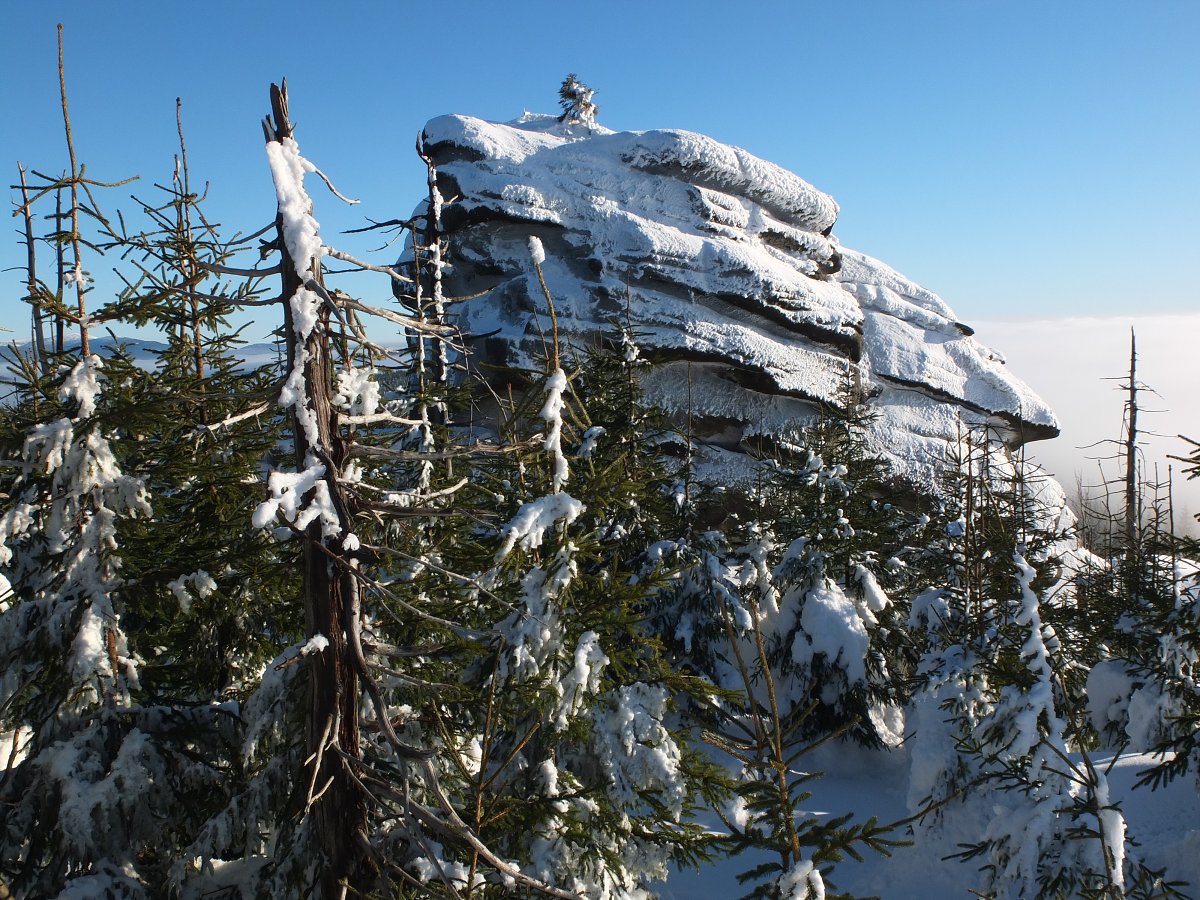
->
[419,112,1059,485]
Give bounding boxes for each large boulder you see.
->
[416,112,1057,487]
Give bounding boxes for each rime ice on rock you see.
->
[413,112,1060,488]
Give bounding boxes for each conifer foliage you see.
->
[558,74,599,129]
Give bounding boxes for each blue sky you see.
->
[1,1,1197,511]
[3,0,1196,340]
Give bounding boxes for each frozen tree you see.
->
[1126,546,1200,798]
[558,73,599,129]
[640,377,921,897]
[904,429,1182,899]
[738,376,922,748]
[0,77,309,896]
[0,352,161,896]
[1071,345,1200,793]
[0,40,166,891]
[393,269,732,898]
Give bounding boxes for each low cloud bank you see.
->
[976,314,1200,528]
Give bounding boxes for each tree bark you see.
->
[1124,329,1138,558]
[266,81,369,898]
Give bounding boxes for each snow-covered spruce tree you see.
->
[1046,342,1200,881]
[1123,440,1200,790]
[1,105,204,888]
[558,74,599,130]
[963,554,1119,899]
[755,374,923,749]
[1076,487,1190,761]
[385,248,731,897]
[0,77,310,895]
[0,49,178,890]
[643,373,922,898]
[1072,343,1200,783]
[110,102,301,701]
[692,514,908,900]
[200,81,397,897]
[212,84,582,899]
[1071,334,1175,747]
[905,429,1178,899]
[1080,464,1200,819]
[0,347,160,897]
[905,425,1011,823]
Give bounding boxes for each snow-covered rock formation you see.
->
[417,111,1058,486]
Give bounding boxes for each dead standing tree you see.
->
[262,82,370,896]
[259,83,580,899]
[1124,329,1139,558]
[11,25,136,371]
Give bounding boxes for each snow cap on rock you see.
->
[415,111,1058,488]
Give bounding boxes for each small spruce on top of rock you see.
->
[558,73,598,129]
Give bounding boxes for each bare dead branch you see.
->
[322,246,414,283]
[199,260,283,278]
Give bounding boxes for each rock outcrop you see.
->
[416,112,1058,487]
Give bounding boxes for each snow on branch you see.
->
[539,368,570,493]
[264,137,322,279]
[252,462,342,539]
[494,493,584,564]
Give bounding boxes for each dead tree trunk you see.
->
[57,24,89,357]
[1124,328,1139,557]
[264,81,370,898]
[174,99,208,419]
[16,164,48,375]
[53,188,65,356]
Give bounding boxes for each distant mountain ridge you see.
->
[416,111,1059,487]
[4,336,283,370]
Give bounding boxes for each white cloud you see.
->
[975,314,1200,530]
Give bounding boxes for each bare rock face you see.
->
[417,112,1058,487]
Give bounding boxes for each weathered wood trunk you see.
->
[1124,329,1139,557]
[266,82,369,898]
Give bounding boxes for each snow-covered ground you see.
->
[663,741,1200,899]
